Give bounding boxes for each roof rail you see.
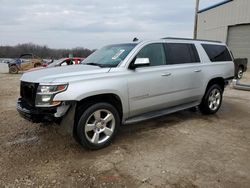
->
[162,37,222,43]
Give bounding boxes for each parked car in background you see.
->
[8,54,43,74]
[1,59,12,64]
[17,38,234,150]
[42,59,54,67]
[46,57,84,68]
[234,58,248,79]
[26,58,85,72]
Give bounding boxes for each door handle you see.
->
[161,72,171,77]
[194,69,202,73]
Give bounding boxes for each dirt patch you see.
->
[0,68,250,187]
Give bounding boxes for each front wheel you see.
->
[199,84,223,115]
[9,65,19,74]
[76,103,120,150]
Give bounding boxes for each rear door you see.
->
[163,43,203,105]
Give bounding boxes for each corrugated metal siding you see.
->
[197,0,250,42]
[227,24,250,62]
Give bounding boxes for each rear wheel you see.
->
[34,63,41,68]
[76,103,120,150]
[9,65,19,74]
[199,84,223,114]
[237,67,244,79]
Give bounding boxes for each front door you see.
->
[127,43,174,117]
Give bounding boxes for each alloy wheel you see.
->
[238,68,243,79]
[208,88,221,111]
[84,109,115,144]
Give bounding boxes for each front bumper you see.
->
[17,99,70,123]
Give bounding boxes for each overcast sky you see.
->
[0,0,223,49]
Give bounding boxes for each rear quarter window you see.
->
[202,44,232,62]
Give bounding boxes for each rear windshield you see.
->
[202,44,232,62]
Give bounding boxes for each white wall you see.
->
[197,0,250,42]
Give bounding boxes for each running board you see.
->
[124,101,199,125]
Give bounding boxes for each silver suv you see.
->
[17,38,235,149]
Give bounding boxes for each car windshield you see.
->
[47,58,65,67]
[81,43,137,67]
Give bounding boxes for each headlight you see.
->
[35,84,68,107]
[37,84,67,94]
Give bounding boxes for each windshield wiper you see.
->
[85,62,118,68]
[85,62,102,67]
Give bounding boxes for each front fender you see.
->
[53,80,129,120]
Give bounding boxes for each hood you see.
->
[21,65,111,83]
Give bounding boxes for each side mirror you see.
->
[131,58,150,69]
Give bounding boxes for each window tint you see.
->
[164,43,200,64]
[136,43,166,66]
[202,44,232,62]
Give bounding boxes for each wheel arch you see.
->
[238,64,245,72]
[73,93,123,142]
[205,77,225,93]
[9,63,18,67]
[33,62,42,67]
[76,93,123,119]
[238,64,244,69]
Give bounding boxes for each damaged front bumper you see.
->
[16,98,73,123]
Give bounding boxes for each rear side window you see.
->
[202,44,232,62]
[164,43,200,64]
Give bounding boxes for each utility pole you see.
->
[193,0,200,39]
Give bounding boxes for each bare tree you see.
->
[0,43,94,59]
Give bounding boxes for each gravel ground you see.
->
[0,63,250,188]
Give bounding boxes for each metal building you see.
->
[197,0,250,61]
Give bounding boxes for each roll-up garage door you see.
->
[227,24,250,66]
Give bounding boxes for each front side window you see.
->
[136,43,166,66]
[202,44,232,62]
[82,43,136,67]
[164,43,200,64]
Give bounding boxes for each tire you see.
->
[76,103,120,150]
[237,67,244,79]
[34,63,41,68]
[199,84,223,115]
[9,65,19,74]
